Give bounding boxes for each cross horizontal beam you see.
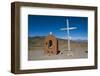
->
[60,27,77,31]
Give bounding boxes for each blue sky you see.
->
[28,15,88,40]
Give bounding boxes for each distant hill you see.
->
[28,36,87,51]
[28,36,45,47]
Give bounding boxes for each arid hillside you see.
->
[28,36,87,51]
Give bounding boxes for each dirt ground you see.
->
[28,45,88,60]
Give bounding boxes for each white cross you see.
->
[60,19,77,51]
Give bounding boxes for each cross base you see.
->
[61,49,74,56]
[66,50,74,56]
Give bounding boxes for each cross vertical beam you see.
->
[66,19,71,51]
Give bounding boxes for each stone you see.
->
[44,34,58,55]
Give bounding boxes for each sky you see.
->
[28,15,88,40]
